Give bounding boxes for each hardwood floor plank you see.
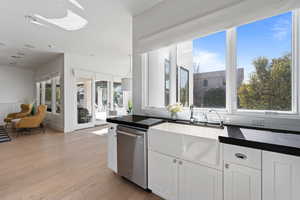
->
[0,128,162,200]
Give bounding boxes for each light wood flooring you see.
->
[0,127,161,200]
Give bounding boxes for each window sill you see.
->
[141,106,300,120]
[231,110,300,119]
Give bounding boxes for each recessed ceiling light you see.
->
[24,44,35,49]
[69,0,84,10]
[35,10,88,31]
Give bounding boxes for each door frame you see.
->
[74,70,95,130]
[94,73,113,125]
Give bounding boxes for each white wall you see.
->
[134,0,300,53]
[132,0,300,131]
[35,54,64,131]
[148,47,169,107]
[0,65,35,125]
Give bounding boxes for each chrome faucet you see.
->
[208,109,223,127]
[190,105,195,123]
[202,112,208,123]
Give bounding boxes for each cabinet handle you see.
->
[178,161,183,165]
[173,159,177,163]
[225,163,230,169]
[235,153,247,160]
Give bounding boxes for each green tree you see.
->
[238,54,291,110]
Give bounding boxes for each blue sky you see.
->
[193,12,292,80]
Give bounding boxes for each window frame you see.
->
[36,75,61,115]
[177,66,190,107]
[113,81,124,109]
[232,10,298,116]
[141,9,300,119]
[164,58,171,106]
[54,76,61,115]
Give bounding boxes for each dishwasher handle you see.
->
[117,130,142,138]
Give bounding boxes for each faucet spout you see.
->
[208,109,223,127]
[190,105,195,123]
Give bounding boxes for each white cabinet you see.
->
[224,162,261,200]
[263,151,300,200]
[223,144,261,200]
[179,160,222,200]
[148,123,223,200]
[148,123,223,170]
[107,123,117,173]
[148,151,178,200]
[148,150,222,200]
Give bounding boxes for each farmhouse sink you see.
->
[148,122,226,169]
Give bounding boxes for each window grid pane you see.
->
[237,12,292,111]
[192,31,226,108]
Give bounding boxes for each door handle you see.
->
[117,130,140,138]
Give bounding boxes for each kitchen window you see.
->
[191,31,226,108]
[236,12,292,111]
[178,67,189,107]
[164,59,171,106]
[142,10,300,117]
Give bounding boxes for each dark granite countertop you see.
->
[106,115,165,129]
[220,126,300,156]
[107,115,300,156]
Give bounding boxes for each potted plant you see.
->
[167,103,183,120]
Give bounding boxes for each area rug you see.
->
[0,126,11,143]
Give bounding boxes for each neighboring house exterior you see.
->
[193,68,244,107]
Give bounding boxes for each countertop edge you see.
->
[106,119,148,129]
[219,136,300,157]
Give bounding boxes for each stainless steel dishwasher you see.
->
[117,125,148,189]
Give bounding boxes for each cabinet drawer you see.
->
[224,144,261,169]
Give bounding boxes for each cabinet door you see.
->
[263,151,300,200]
[107,124,117,173]
[179,161,222,200]
[224,162,261,200]
[148,151,178,200]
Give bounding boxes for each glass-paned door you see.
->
[95,80,109,122]
[113,82,123,108]
[113,82,128,116]
[45,80,52,112]
[76,77,93,126]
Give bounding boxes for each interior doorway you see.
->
[76,77,94,129]
[95,80,109,125]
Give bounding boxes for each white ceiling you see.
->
[0,0,165,69]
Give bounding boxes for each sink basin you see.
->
[148,122,226,169]
[151,122,226,140]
